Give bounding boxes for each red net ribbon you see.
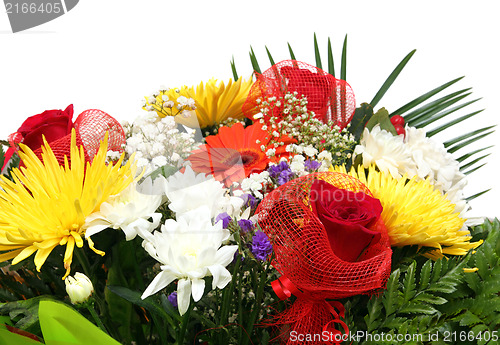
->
[243,60,356,129]
[3,108,125,170]
[257,172,392,344]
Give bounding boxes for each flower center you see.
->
[223,149,262,167]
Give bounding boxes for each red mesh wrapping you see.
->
[243,60,356,129]
[257,172,392,344]
[11,108,125,168]
[74,109,125,159]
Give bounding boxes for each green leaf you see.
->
[427,109,484,137]
[403,88,471,122]
[249,46,261,74]
[399,302,438,315]
[370,49,416,108]
[230,56,238,81]
[418,260,432,291]
[287,42,296,60]
[391,76,464,116]
[365,296,383,332]
[406,91,472,126]
[38,300,121,345]
[446,130,495,154]
[460,153,491,171]
[383,269,401,316]
[265,46,275,66]
[327,37,335,77]
[412,98,481,128]
[403,261,417,302]
[0,326,40,344]
[106,285,169,321]
[466,189,491,202]
[340,34,347,81]
[0,145,5,173]
[348,103,374,141]
[365,107,397,135]
[444,125,496,148]
[413,293,447,305]
[458,310,483,327]
[313,33,322,69]
[457,146,493,163]
[464,163,488,175]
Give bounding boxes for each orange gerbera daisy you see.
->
[187,122,294,186]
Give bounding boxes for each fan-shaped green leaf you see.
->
[230,56,238,81]
[391,76,464,116]
[370,49,416,108]
[313,33,322,69]
[341,34,347,81]
[412,98,481,128]
[427,109,485,137]
[327,37,335,77]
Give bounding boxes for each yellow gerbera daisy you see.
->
[332,165,482,257]
[145,77,253,128]
[0,130,137,279]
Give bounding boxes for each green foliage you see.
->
[343,218,500,345]
[364,107,397,135]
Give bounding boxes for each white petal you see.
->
[207,265,232,289]
[191,278,205,302]
[141,270,177,299]
[215,245,238,267]
[84,223,111,238]
[177,278,191,316]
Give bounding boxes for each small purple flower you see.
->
[251,230,273,261]
[268,161,294,186]
[241,193,258,209]
[304,159,321,171]
[168,292,178,308]
[215,212,232,228]
[238,219,254,233]
[277,169,294,186]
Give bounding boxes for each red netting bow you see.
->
[2,106,125,171]
[257,172,392,344]
[243,60,356,129]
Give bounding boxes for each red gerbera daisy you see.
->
[187,122,294,186]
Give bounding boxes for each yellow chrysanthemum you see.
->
[144,77,253,128]
[0,130,137,279]
[332,165,482,257]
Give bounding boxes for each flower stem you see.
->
[87,301,108,334]
[177,301,194,344]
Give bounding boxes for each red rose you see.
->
[310,179,383,262]
[17,105,74,151]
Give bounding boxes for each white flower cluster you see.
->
[139,166,246,315]
[122,112,199,174]
[255,92,356,165]
[353,124,476,225]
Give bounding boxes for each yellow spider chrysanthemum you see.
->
[0,130,137,279]
[145,77,253,128]
[332,165,482,257]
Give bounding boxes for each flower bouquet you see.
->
[0,35,498,345]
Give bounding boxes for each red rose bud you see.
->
[17,105,74,152]
[310,180,383,262]
[390,114,405,126]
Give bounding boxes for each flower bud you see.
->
[65,272,94,304]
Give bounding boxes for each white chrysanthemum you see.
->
[353,125,416,178]
[164,166,242,218]
[84,178,163,241]
[140,206,238,315]
[404,126,465,194]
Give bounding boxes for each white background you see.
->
[1,0,498,217]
